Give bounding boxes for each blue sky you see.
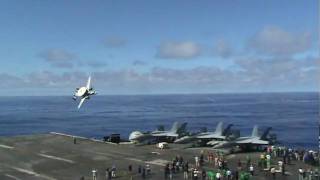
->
[0,0,318,95]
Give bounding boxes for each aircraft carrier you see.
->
[0,133,317,180]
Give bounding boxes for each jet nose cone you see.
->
[129,131,143,141]
[76,87,87,96]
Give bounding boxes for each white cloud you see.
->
[248,26,312,56]
[39,49,76,62]
[38,49,76,68]
[213,39,234,58]
[132,60,147,66]
[86,61,108,68]
[103,37,127,48]
[156,41,202,59]
[2,56,318,94]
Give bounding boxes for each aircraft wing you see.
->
[236,139,269,145]
[174,136,196,144]
[197,133,225,140]
[250,139,269,145]
[236,139,252,144]
[86,76,91,89]
[152,132,178,137]
[78,98,86,109]
[207,140,224,146]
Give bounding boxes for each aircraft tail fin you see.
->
[214,122,223,135]
[157,125,165,131]
[261,127,272,140]
[170,122,187,135]
[251,125,259,138]
[177,123,188,135]
[170,122,180,133]
[86,76,91,89]
[222,124,233,136]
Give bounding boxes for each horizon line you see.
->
[0,91,318,97]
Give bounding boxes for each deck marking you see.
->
[126,157,145,163]
[145,159,169,166]
[50,132,118,144]
[5,174,21,180]
[0,144,14,149]
[38,153,75,164]
[10,166,56,180]
[126,157,168,167]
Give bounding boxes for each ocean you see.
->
[0,92,318,149]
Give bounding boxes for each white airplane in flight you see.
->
[73,76,96,109]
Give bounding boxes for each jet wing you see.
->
[78,98,86,109]
[250,139,269,145]
[174,136,196,144]
[152,132,178,137]
[197,133,225,140]
[207,140,224,146]
[86,76,91,89]
[236,139,269,145]
[236,139,252,144]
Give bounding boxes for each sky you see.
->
[0,0,318,95]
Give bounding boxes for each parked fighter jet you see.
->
[73,76,96,109]
[174,122,233,144]
[208,125,272,149]
[129,122,187,144]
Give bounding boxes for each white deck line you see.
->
[145,159,170,166]
[50,132,89,140]
[10,166,56,180]
[0,144,14,149]
[5,174,21,180]
[50,132,118,144]
[38,153,75,164]
[126,157,168,167]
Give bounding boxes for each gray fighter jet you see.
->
[208,125,272,149]
[174,122,233,144]
[129,122,187,144]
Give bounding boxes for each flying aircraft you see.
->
[208,125,272,149]
[129,122,188,144]
[174,122,233,144]
[73,76,96,109]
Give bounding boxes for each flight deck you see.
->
[0,133,316,180]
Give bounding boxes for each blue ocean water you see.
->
[0,92,318,149]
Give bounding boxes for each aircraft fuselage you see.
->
[75,87,95,98]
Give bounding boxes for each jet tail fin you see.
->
[214,122,223,135]
[170,122,179,133]
[170,122,187,135]
[86,76,91,89]
[251,125,259,138]
[177,122,188,135]
[222,124,233,136]
[261,127,272,140]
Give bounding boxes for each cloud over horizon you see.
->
[132,60,147,66]
[86,61,108,68]
[156,41,202,59]
[1,54,318,95]
[213,39,234,58]
[38,49,77,68]
[103,36,127,48]
[248,26,313,56]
